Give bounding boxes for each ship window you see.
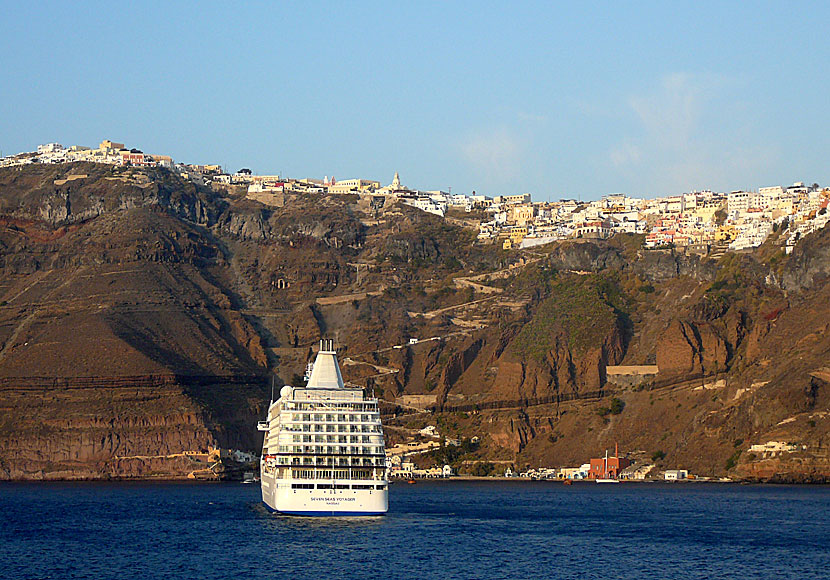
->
[375,485,387,490]
[316,484,333,489]
[334,484,350,489]
[291,483,314,489]
[353,484,373,490]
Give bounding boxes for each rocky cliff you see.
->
[1,163,829,481]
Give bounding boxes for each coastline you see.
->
[393,475,828,484]
[3,476,827,485]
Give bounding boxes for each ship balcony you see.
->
[257,421,270,431]
[280,424,382,434]
[276,460,386,468]
[283,417,381,425]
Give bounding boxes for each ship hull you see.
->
[261,474,388,516]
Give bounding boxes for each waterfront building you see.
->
[588,453,630,479]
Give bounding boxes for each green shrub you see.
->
[470,462,497,476]
[725,450,742,471]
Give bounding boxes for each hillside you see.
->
[0,162,828,481]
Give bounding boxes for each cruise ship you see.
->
[258,340,388,516]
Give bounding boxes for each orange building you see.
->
[588,453,630,479]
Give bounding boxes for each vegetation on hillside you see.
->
[509,273,628,359]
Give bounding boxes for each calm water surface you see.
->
[2,481,829,579]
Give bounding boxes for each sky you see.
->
[1,2,828,201]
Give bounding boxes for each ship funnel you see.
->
[308,339,344,388]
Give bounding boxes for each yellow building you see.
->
[511,204,536,226]
[775,198,794,216]
[328,179,381,194]
[509,226,528,246]
[100,139,125,149]
[688,204,722,222]
[715,225,736,243]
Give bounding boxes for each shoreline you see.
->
[393,475,830,484]
[2,477,828,486]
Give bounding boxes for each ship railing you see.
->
[277,458,386,468]
[282,419,381,427]
[281,424,381,434]
[284,472,386,481]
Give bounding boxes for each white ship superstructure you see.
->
[259,340,388,516]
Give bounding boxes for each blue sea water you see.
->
[1,481,829,580]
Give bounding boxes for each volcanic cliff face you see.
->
[781,220,830,290]
[1,162,829,481]
[487,276,627,401]
[0,164,270,479]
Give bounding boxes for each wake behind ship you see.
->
[258,340,388,516]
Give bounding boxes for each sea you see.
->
[2,480,829,580]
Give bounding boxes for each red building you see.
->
[588,454,630,479]
[120,151,154,167]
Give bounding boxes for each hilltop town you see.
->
[4,139,829,259]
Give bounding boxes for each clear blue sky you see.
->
[2,2,828,200]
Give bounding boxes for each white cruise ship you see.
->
[258,340,388,516]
